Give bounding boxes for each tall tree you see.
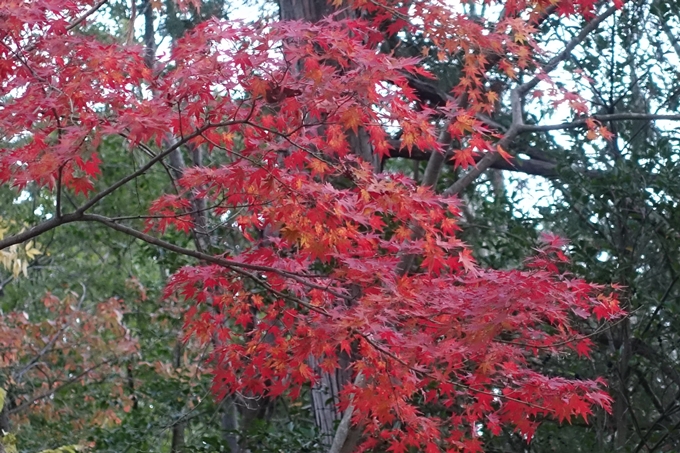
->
[6,0,674,451]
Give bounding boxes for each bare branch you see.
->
[519,4,618,96]
[386,141,561,177]
[442,5,618,196]
[79,214,352,301]
[9,359,112,415]
[522,113,680,132]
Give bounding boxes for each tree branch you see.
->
[0,123,236,251]
[443,89,524,196]
[521,113,680,132]
[386,111,680,176]
[394,6,567,273]
[441,5,618,196]
[631,338,680,389]
[519,4,618,96]
[22,0,110,54]
[0,213,82,251]
[67,0,109,31]
[386,140,561,177]
[78,125,216,214]
[8,359,112,415]
[79,214,351,301]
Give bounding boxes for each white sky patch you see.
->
[13,190,31,205]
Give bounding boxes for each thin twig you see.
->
[9,359,112,415]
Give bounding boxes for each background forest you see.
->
[2,0,680,452]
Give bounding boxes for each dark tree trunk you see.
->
[276,0,371,449]
[171,342,186,453]
[279,0,333,21]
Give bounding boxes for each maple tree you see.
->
[3,0,665,450]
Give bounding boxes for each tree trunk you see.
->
[279,0,333,22]
[171,342,186,453]
[276,0,372,449]
[220,398,241,453]
[308,353,352,445]
[613,319,631,450]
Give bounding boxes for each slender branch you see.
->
[13,286,87,381]
[127,137,181,195]
[632,388,680,453]
[658,7,680,61]
[646,417,680,453]
[8,359,112,415]
[443,91,523,197]
[22,0,110,54]
[79,214,352,301]
[639,276,679,339]
[13,321,71,382]
[108,199,231,222]
[387,142,561,177]
[0,124,235,251]
[78,125,216,213]
[441,6,617,197]
[67,0,109,31]
[56,164,64,219]
[521,113,680,132]
[519,4,618,96]
[634,368,665,415]
[631,338,680,389]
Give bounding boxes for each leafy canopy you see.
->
[0,0,624,451]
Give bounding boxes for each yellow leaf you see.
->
[340,107,363,133]
[12,259,21,278]
[401,128,417,152]
[25,245,42,259]
[298,362,313,379]
[308,159,330,177]
[486,90,499,104]
[1,433,18,453]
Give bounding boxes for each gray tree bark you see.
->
[276,0,369,450]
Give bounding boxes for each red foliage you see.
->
[0,0,625,450]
